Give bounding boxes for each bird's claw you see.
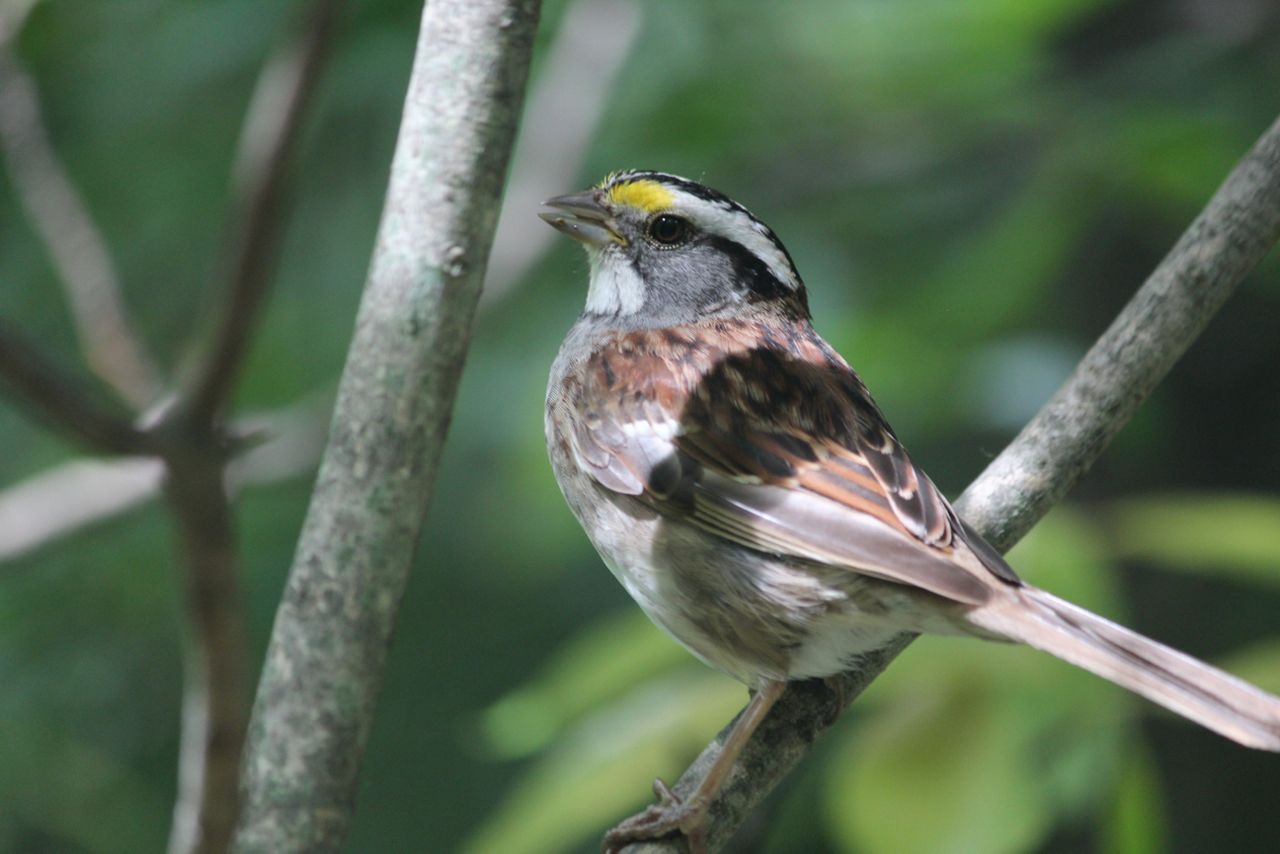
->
[602,778,709,854]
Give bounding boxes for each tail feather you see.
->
[967,585,1280,751]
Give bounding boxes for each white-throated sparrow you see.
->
[541,170,1280,852]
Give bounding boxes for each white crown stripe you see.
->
[665,189,802,292]
[602,172,802,293]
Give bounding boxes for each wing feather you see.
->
[558,320,1020,603]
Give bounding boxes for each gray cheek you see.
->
[639,246,741,316]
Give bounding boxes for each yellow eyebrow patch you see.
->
[605,179,674,213]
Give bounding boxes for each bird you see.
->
[539,170,1280,852]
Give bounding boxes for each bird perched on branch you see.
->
[540,170,1280,853]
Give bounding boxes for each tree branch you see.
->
[0,13,160,407]
[622,113,1280,853]
[180,0,341,427]
[233,2,542,851]
[0,0,641,560]
[2,5,342,852]
[158,5,343,852]
[0,457,162,562]
[480,0,643,305]
[163,445,250,854]
[0,320,150,455]
[0,393,332,564]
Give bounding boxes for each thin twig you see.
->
[163,446,249,854]
[233,2,542,850]
[159,394,333,854]
[0,4,341,853]
[0,0,639,560]
[0,320,150,455]
[0,392,332,564]
[180,0,342,427]
[0,16,160,407]
[622,113,1280,853]
[161,4,344,853]
[0,457,162,562]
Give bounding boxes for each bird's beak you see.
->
[539,191,627,247]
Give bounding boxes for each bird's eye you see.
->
[647,214,691,246]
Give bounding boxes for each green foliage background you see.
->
[2,0,1279,851]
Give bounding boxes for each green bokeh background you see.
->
[2,1,1279,851]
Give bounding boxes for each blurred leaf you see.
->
[1005,504,1118,606]
[785,0,1109,111]
[481,611,689,758]
[901,162,1092,339]
[820,508,1133,851]
[846,156,1095,439]
[1112,108,1243,208]
[1218,639,1280,696]
[1102,744,1168,854]
[0,715,169,853]
[1107,493,1280,589]
[824,683,1053,854]
[962,333,1080,432]
[464,671,743,854]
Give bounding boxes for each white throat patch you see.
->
[585,250,645,315]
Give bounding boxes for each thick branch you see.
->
[0,18,160,407]
[181,0,341,427]
[623,114,1280,853]
[960,117,1280,550]
[0,320,150,455]
[233,2,542,851]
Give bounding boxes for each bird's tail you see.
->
[966,584,1280,751]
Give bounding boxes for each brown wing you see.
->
[561,320,1020,605]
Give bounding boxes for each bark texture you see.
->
[232,2,543,851]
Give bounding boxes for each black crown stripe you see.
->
[602,170,803,285]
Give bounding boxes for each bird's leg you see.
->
[603,680,786,854]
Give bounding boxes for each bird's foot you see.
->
[603,778,709,854]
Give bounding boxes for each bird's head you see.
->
[541,170,808,325]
